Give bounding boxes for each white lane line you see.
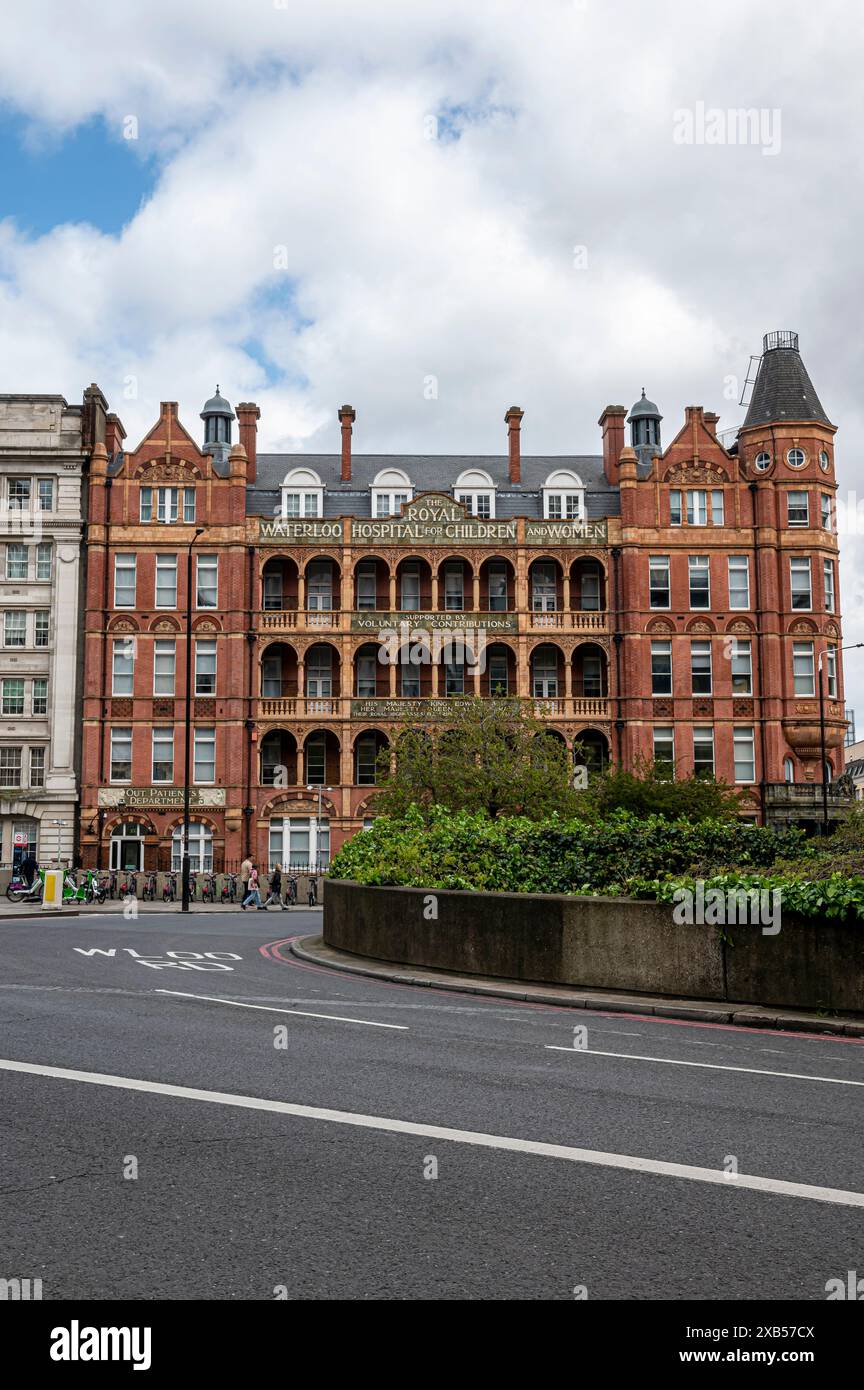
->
[545,1046,864,1088]
[154,989,408,1031]
[1,1056,861,1208]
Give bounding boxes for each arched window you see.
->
[784,756,795,784]
[171,822,213,873]
[282,467,324,519]
[371,468,412,518]
[454,468,496,519]
[542,470,584,521]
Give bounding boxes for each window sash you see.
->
[153,639,176,695]
[152,729,174,782]
[114,554,137,607]
[690,641,712,694]
[193,728,216,783]
[196,555,218,609]
[688,556,710,609]
[112,639,135,695]
[650,642,672,695]
[790,557,812,610]
[728,556,749,609]
[733,727,756,783]
[195,640,217,695]
[6,544,28,580]
[649,557,670,608]
[110,729,132,781]
[792,642,815,696]
[155,555,178,608]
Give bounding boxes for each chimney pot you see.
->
[339,404,356,481]
[505,406,524,483]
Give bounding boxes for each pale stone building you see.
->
[0,389,105,868]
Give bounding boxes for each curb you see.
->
[288,935,864,1038]
[0,909,80,919]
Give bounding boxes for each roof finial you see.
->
[641,387,646,399]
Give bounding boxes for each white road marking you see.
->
[1,1056,862,1208]
[154,989,408,1031]
[545,1046,864,1087]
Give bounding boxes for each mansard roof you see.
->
[248,453,620,521]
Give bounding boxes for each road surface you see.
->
[1,908,862,1300]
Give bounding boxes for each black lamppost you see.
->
[818,640,864,835]
[181,528,205,911]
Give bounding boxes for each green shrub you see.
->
[330,806,814,895]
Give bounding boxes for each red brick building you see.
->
[78,331,847,872]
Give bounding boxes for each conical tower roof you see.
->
[743,331,831,428]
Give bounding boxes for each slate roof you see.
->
[248,453,620,521]
[743,341,832,428]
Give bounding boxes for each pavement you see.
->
[1,906,863,1300]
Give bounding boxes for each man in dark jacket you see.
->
[20,852,38,887]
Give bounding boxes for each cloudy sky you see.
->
[2,0,863,706]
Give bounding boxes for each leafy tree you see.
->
[371,697,583,820]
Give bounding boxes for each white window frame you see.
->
[155,554,178,609]
[733,726,756,783]
[728,555,750,610]
[649,555,670,610]
[196,554,218,610]
[688,555,710,610]
[792,641,815,696]
[114,554,137,609]
[790,556,812,611]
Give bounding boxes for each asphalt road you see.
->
[1,907,862,1301]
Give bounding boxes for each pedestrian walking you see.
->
[20,851,38,887]
[241,864,264,910]
[262,864,285,909]
[240,855,253,900]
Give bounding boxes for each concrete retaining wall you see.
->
[324,880,864,1013]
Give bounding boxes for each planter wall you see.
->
[324,880,864,1013]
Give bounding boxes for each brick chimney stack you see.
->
[505,406,524,483]
[598,405,627,485]
[235,403,260,482]
[339,404,356,482]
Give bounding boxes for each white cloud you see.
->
[1,0,863,705]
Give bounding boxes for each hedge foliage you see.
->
[329,806,817,895]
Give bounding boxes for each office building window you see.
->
[728,556,750,609]
[731,640,752,695]
[34,610,49,647]
[29,746,45,787]
[787,491,809,526]
[790,556,812,610]
[112,638,135,695]
[114,553,137,608]
[36,542,52,580]
[649,556,670,609]
[2,678,25,715]
[688,555,710,609]
[195,639,217,695]
[153,639,176,695]
[196,554,218,609]
[110,727,132,781]
[4,611,26,647]
[651,641,672,696]
[792,641,815,696]
[193,727,215,784]
[733,727,756,783]
[824,559,835,613]
[693,726,715,777]
[152,728,174,783]
[0,747,22,787]
[5,543,27,579]
[155,554,178,608]
[32,678,48,715]
[653,727,674,769]
[690,640,712,695]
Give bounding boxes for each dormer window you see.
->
[454,469,496,519]
[281,467,324,519]
[542,470,584,521]
[371,468,412,518]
